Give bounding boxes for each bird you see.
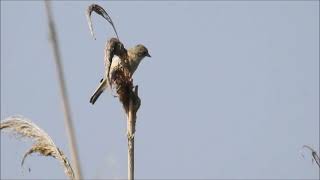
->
[89,39,151,105]
[86,4,151,104]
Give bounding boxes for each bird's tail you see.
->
[90,79,107,104]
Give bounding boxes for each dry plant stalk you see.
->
[86,4,141,179]
[44,1,82,179]
[126,87,140,180]
[113,67,141,180]
[302,145,320,168]
[1,116,75,179]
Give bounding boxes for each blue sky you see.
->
[1,1,319,179]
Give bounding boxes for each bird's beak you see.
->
[146,53,151,58]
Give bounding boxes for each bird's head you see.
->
[133,44,151,60]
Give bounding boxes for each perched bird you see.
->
[86,4,151,104]
[89,39,151,105]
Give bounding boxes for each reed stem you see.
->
[44,1,83,179]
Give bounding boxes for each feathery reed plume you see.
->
[302,145,320,168]
[1,116,75,179]
[44,1,82,179]
[86,3,119,40]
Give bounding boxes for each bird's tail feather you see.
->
[90,79,107,104]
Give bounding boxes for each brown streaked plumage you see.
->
[89,41,151,105]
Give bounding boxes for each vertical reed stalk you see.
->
[44,1,82,179]
[126,86,139,180]
[127,99,135,180]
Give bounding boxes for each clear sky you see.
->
[1,1,319,179]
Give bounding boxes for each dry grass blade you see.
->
[1,116,75,179]
[302,145,320,168]
[86,3,119,40]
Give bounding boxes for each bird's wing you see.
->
[104,38,127,88]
